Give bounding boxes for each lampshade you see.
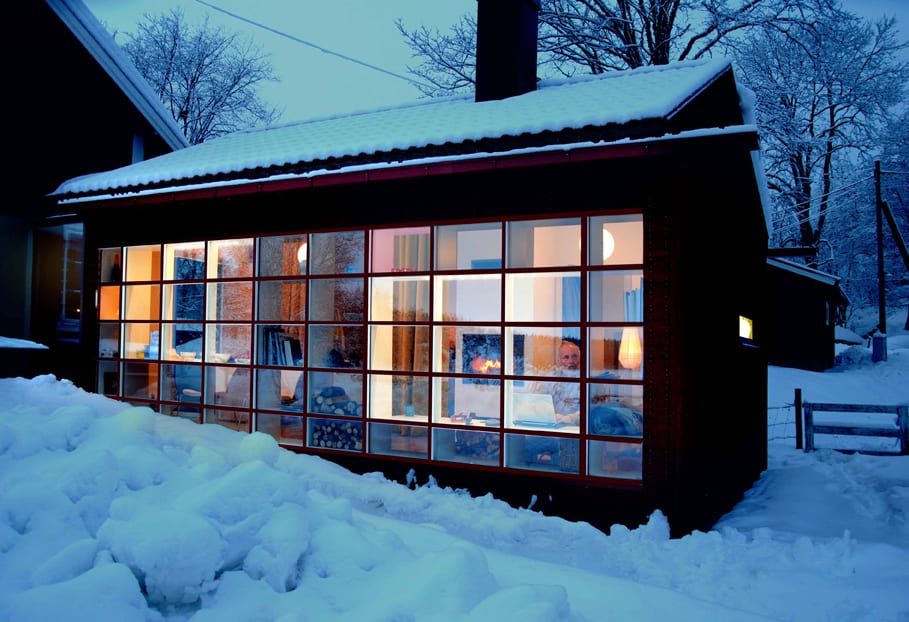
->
[618,326,642,370]
[602,226,615,262]
[296,241,308,264]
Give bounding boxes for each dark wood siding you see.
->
[766,263,838,372]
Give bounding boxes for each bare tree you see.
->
[397,0,804,95]
[396,15,477,98]
[122,8,281,144]
[734,2,909,257]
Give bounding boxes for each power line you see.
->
[770,175,874,236]
[192,0,429,89]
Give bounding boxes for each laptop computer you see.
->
[513,393,561,427]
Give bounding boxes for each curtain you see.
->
[392,234,430,412]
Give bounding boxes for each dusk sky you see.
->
[83,0,909,123]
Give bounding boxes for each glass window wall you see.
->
[97,214,643,480]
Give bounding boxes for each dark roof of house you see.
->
[53,58,758,205]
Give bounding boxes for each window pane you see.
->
[257,280,306,322]
[308,325,363,369]
[98,323,119,358]
[308,371,363,416]
[369,422,427,457]
[368,325,429,372]
[505,272,579,322]
[588,440,642,479]
[310,231,364,275]
[433,326,502,377]
[97,360,118,396]
[588,383,643,438]
[121,361,158,400]
[308,278,363,322]
[505,433,579,473]
[255,368,295,411]
[123,284,161,320]
[123,323,160,359]
[204,406,249,432]
[588,270,643,322]
[310,418,363,452]
[160,323,203,361]
[257,325,304,367]
[432,376,501,424]
[368,374,429,419]
[369,276,429,321]
[507,218,580,268]
[256,411,303,446]
[98,286,120,321]
[124,245,161,281]
[506,379,579,429]
[163,283,204,321]
[205,323,251,363]
[433,274,501,322]
[504,327,581,377]
[163,242,205,280]
[208,239,254,278]
[206,281,252,321]
[206,366,250,407]
[371,227,430,272]
[589,214,643,266]
[433,428,500,466]
[100,248,122,283]
[588,326,643,380]
[258,234,308,277]
[435,222,502,270]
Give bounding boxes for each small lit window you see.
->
[739,315,753,340]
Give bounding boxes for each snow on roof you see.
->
[767,257,844,294]
[48,0,188,152]
[54,58,750,200]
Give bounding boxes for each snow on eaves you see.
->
[53,58,736,198]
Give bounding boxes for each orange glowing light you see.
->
[471,357,501,373]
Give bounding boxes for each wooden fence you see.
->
[794,388,908,455]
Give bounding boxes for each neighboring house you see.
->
[766,258,848,371]
[47,0,769,536]
[1,0,187,383]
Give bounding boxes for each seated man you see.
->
[526,338,582,425]
[522,339,582,466]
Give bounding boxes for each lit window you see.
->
[739,315,753,340]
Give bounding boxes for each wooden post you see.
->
[794,388,803,450]
[873,161,888,362]
[899,405,908,455]
[803,400,815,452]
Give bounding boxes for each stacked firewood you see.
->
[310,419,362,451]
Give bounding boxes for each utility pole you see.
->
[873,161,887,362]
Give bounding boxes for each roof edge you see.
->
[51,126,760,210]
[47,0,189,152]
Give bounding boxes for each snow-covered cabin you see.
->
[766,258,848,371]
[48,0,769,536]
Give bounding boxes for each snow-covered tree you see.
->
[397,0,805,96]
[121,8,280,144]
[734,2,908,266]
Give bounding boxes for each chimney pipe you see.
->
[475,0,540,102]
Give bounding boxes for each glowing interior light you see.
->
[297,242,308,264]
[602,226,615,262]
[618,326,643,370]
[739,315,753,340]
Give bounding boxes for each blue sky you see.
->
[83,0,908,124]
[83,0,474,121]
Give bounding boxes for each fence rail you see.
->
[794,388,908,455]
